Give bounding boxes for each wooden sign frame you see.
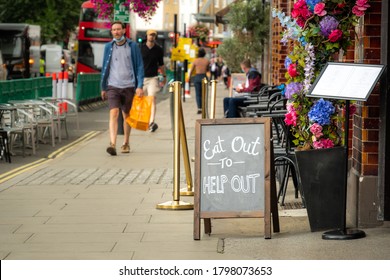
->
[193,118,279,240]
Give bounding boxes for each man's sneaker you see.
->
[121,143,130,153]
[106,143,117,156]
[149,122,158,132]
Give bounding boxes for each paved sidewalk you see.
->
[0,82,390,260]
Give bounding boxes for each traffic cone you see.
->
[184,80,191,98]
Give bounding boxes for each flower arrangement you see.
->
[273,0,370,150]
[188,24,210,43]
[91,0,161,21]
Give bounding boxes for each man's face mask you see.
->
[113,35,125,42]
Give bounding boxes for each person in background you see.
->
[209,57,218,80]
[223,59,262,118]
[216,56,224,82]
[221,63,230,89]
[101,21,144,156]
[188,48,209,114]
[141,29,166,132]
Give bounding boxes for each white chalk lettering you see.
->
[203,174,260,194]
[203,175,215,194]
[230,174,260,193]
[203,175,225,194]
[231,136,261,156]
[219,175,228,193]
[203,137,226,160]
[219,157,233,168]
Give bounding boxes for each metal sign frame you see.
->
[307,62,386,101]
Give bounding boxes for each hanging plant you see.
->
[188,24,210,43]
[91,0,161,21]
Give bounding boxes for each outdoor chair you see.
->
[0,130,11,163]
[261,108,305,207]
[0,103,36,157]
[240,89,284,118]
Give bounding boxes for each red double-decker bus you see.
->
[76,1,130,74]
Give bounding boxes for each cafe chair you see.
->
[261,109,305,207]
[0,104,36,157]
[0,130,11,163]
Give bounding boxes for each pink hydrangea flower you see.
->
[352,0,370,16]
[288,63,298,77]
[313,138,335,149]
[328,29,343,42]
[285,104,298,126]
[310,123,323,138]
[314,3,327,17]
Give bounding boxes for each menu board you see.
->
[307,62,385,101]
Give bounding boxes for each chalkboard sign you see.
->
[194,118,275,239]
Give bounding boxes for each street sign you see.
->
[171,47,185,61]
[114,0,129,22]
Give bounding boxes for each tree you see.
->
[0,0,84,45]
[217,0,269,71]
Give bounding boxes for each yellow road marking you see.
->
[0,131,100,184]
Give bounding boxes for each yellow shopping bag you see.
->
[126,95,153,131]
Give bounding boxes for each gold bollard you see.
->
[156,81,193,210]
[209,80,217,119]
[179,101,194,196]
[201,77,208,119]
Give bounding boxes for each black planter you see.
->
[295,146,347,232]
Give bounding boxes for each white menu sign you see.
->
[307,62,385,101]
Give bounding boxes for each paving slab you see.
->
[1,83,389,261]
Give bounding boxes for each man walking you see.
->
[141,29,166,132]
[101,21,144,156]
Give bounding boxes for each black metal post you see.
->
[322,100,366,240]
[173,14,177,81]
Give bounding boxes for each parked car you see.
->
[0,50,7,80]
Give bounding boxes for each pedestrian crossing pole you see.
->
[156,81,193,210]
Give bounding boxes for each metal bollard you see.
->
[156,81,193,210]
[209,80,217,119]
[201,77,208,119]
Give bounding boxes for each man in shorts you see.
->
[101,21,144,156]
[141,29,166,132]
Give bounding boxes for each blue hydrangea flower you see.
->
[299,36,307,46]
[277,83,286,96]
[308,99,335,126]
[284,57,292,69]
[319,16,339,37]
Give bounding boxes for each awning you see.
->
[206,41,222,48]
[193,13,216,23]
[215,5,230,25]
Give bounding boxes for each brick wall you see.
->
[271,0,293,86]
[352,0,382,176]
